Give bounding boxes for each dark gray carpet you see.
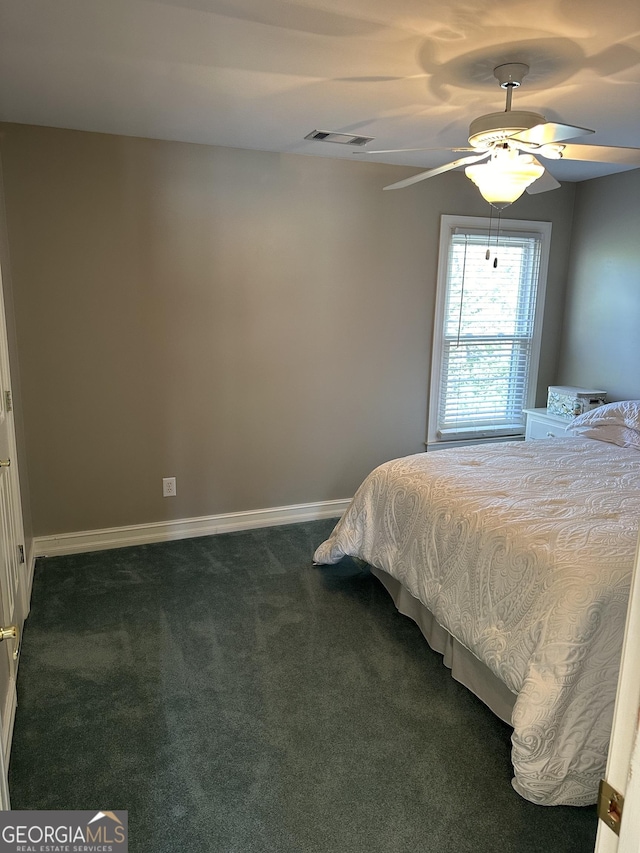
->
[10,519,597,852]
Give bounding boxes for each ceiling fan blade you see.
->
[510,122,595,146]
[525,163,561,195]
[558,143,640,165]
[354,146,475,155]
[383,153,489,191]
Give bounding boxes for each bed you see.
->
[313,401,640,807]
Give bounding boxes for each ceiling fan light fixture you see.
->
[378,61,640,196]
[465,150,544,209]
[468,111,547,149]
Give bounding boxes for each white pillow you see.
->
[567,400,640,449]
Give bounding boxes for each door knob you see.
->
[0,625,20,659]
[0,459,10,467]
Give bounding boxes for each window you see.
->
[427,215,551,447]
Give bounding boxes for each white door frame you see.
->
[594,530,640,852]
[0,254,28,809]
[0,707,8,809]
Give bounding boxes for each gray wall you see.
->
[558,169,640,400]
[0,123,575,537]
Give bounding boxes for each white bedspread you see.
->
[313,438,640,806]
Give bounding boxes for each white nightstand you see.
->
[523,408,575,441]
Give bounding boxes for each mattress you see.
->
[313,437,640,806]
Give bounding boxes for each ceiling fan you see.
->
[362,63,640,207]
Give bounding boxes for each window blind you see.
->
[435,229,543,440]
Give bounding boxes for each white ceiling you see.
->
[1,0,639,182]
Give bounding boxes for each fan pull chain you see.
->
[493,209,502,268]
[486,204,494,260]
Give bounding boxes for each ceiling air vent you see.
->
[304,130,374,146]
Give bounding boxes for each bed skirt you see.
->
[370,566,517,726]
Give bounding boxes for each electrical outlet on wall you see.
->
[163,477,177,497]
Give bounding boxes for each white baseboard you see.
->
[33,498,350,558]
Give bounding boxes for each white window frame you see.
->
[427,214,552,449]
